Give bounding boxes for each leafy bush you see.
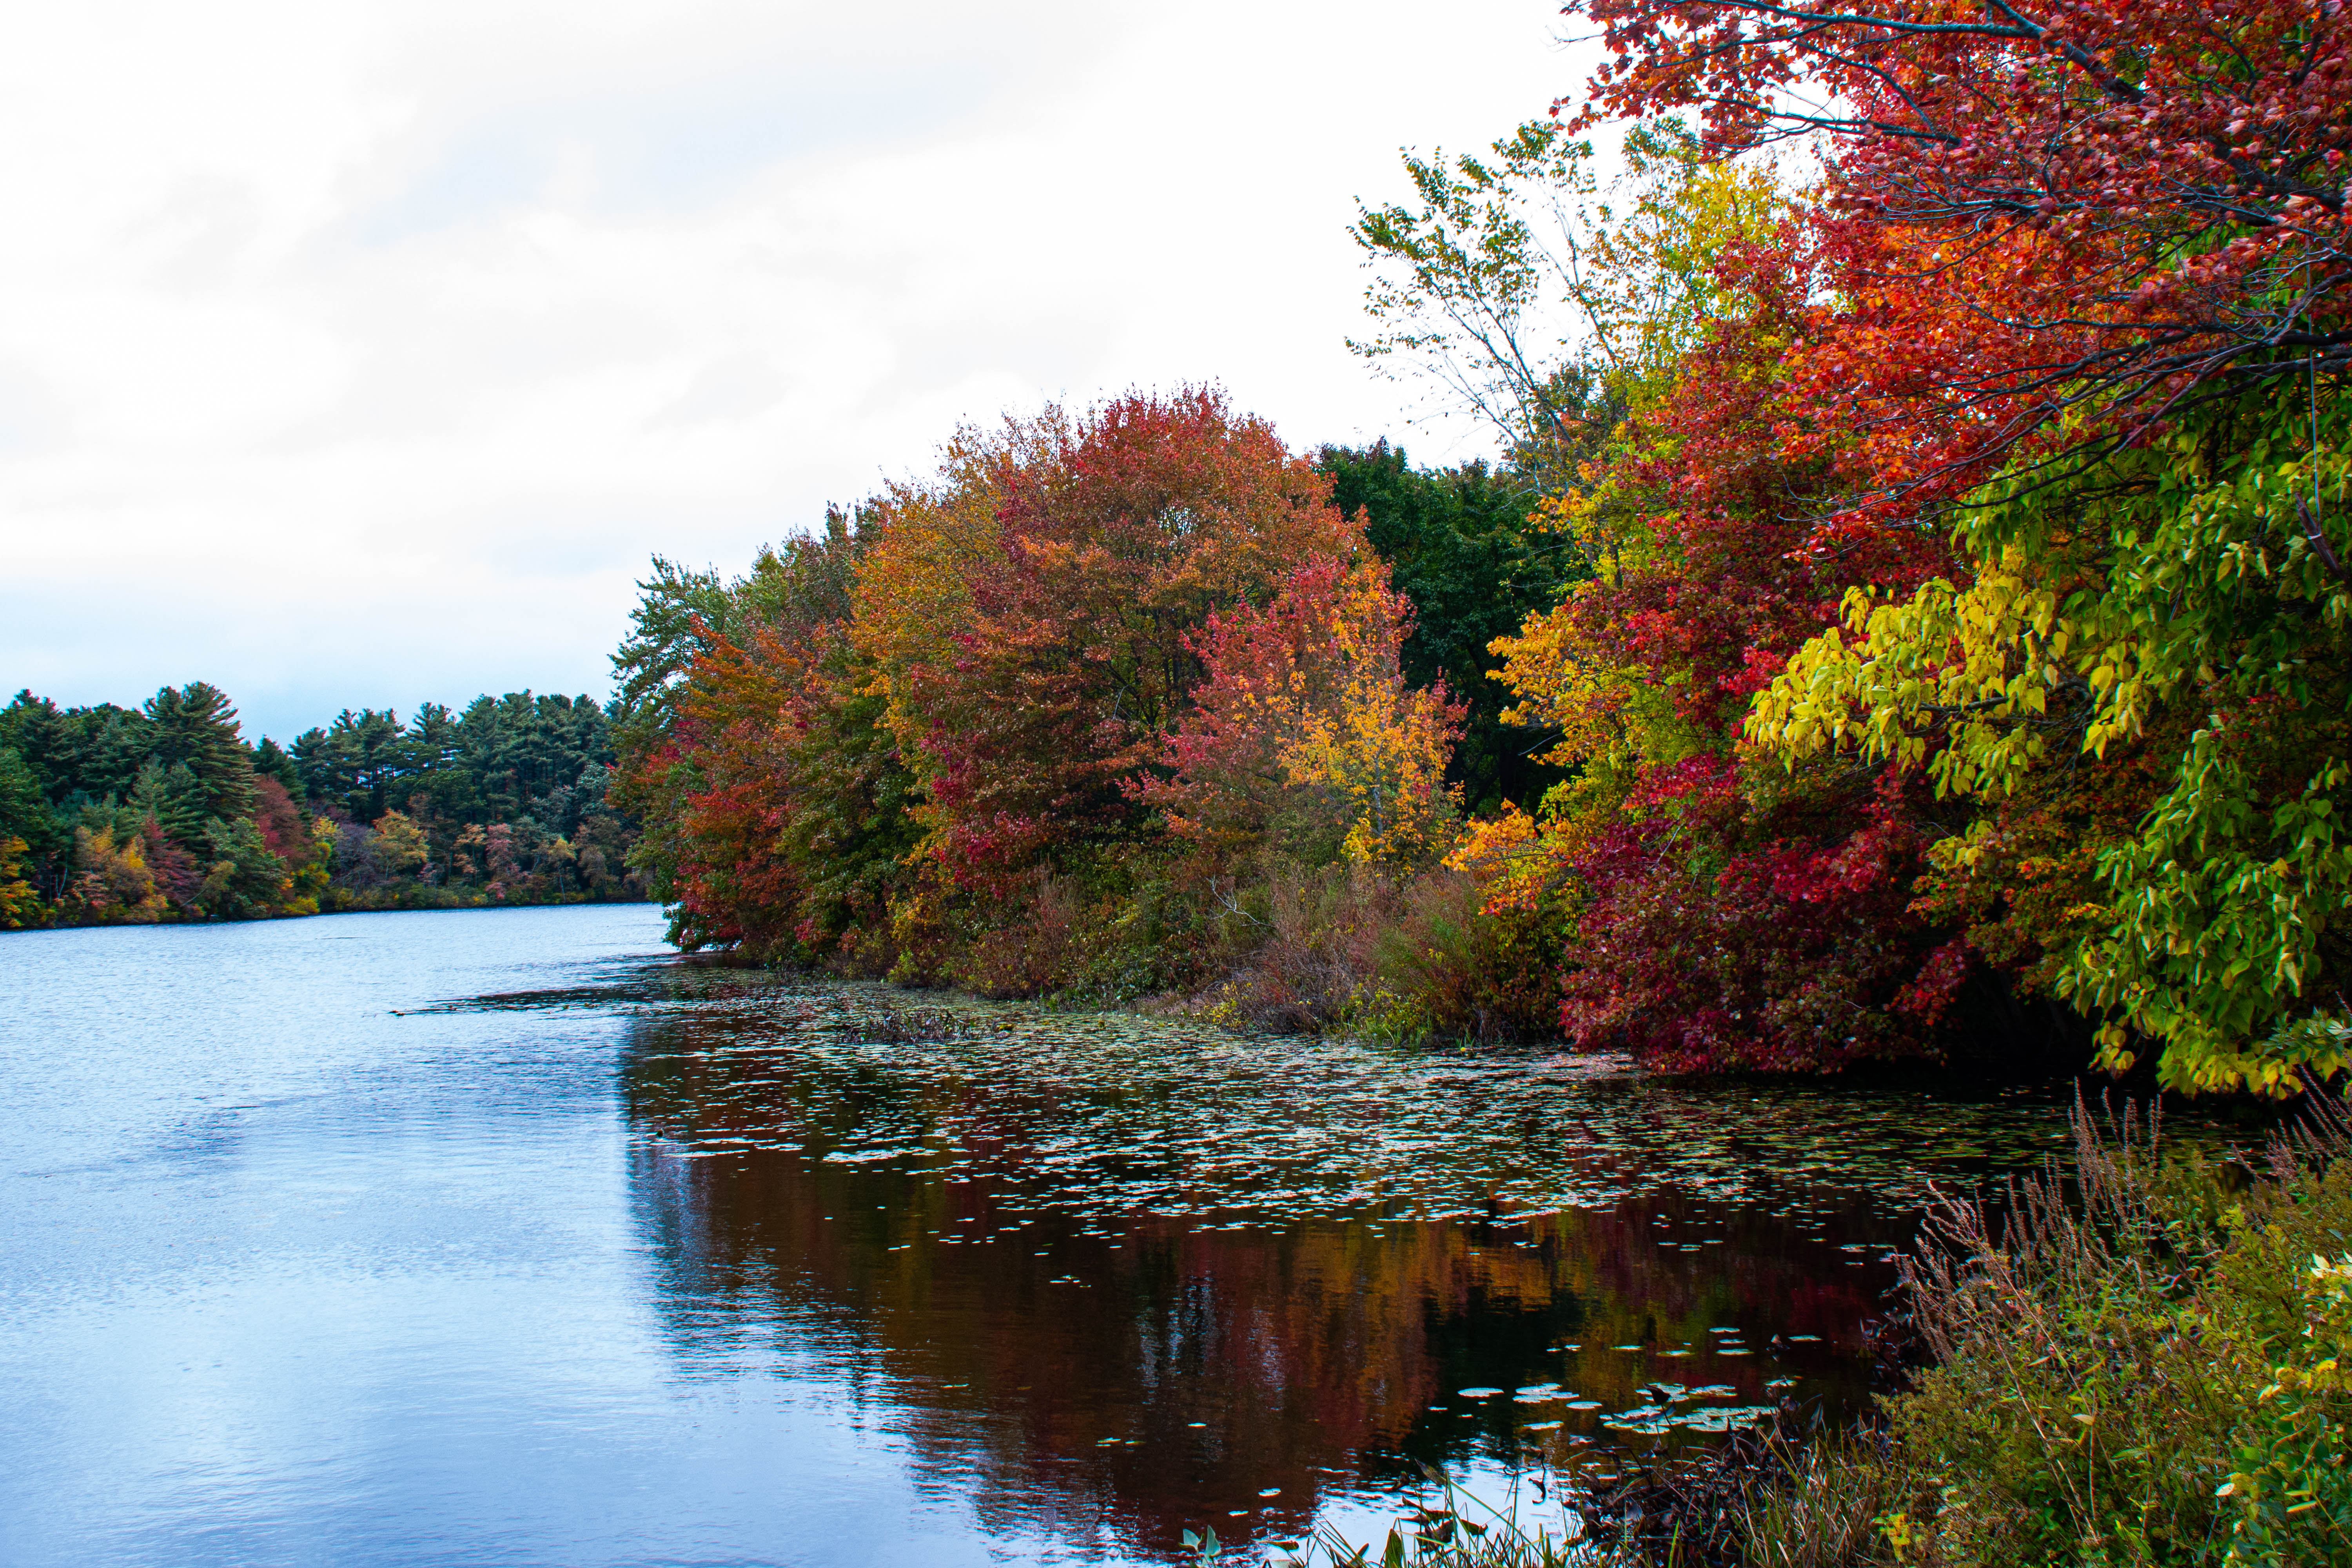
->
[1357,867,1567,1045]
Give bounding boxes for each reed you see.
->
[1211,1087,2352,1568]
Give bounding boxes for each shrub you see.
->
[1358,867,1568,1044]
[1194,860,1393,1033]
[1880,1103,2249,1564]
[948,870,1079,999]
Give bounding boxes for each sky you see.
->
[0,1,1597,744]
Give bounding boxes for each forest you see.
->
[0,682,645,927]
[614,0,2352,1100]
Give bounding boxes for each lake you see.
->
[0,904,2236,1566]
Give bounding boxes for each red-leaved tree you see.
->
[1566,0,2352,503]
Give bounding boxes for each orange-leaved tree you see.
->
[1566,0,2352,506]
[1137,555,1466,868]
[851,388,1363,904]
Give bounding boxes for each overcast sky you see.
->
[0,1,1594,743]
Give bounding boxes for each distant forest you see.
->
[0,683,645,929]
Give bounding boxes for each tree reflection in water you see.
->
[601,971,2122,1561]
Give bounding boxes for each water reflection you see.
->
[2,910,2253,1568]
[604,969,2149,1559]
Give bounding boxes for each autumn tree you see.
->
[612,509,916,959]
[610,387,1497,1008]
[1752,388,2352,1092]
[852,388,1361,900]
[1138,555,1466,868]
[1456,245,1963,1070]
[1537,0,2352,1089]
[1352,118,1966,1070]
[609,556,773,922]
[1566,0,2352,503]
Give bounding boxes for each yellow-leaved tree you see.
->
[1748,400,2352,1093]
[1140,556,1465,868]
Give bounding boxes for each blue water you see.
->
[1,907,993,1566]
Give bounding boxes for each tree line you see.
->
[0,682,645,927]
[615,0,2352,1098]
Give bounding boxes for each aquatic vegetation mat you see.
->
[443,963,2265,1226]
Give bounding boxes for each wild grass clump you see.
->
[1216,1089,2352,1568]
[1724,1426,1907,1568]
[1858,1091,2351,1567]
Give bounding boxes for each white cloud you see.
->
[0,0,1593,741]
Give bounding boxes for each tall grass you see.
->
[1876,1091,2352,1566]
[1208,1089,2352,1568]
[1191,861,1561,1043]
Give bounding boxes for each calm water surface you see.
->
[0,906,2239,1566]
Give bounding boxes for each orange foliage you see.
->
[1138,556,1465,867]
[851,388,1363,893]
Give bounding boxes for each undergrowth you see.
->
[1871,1091,2352,1567]
[1184,861,1564,1044]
